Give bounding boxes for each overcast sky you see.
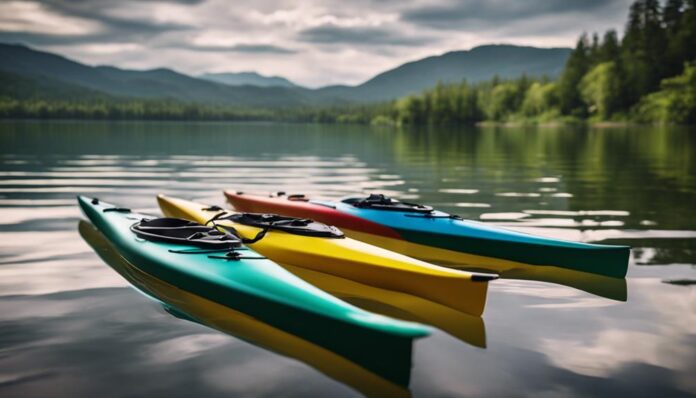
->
[0,0,634,87]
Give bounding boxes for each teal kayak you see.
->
[225,192,631,278]
[78,220,417,394]
[77,196,430,347]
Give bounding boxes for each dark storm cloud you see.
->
[402,0,627,29]
[26,0,194,44]
[183,43,297,54]
[0,21,188,47]
[38,0,205,7]
[298,24,431,46]
[85,16,190,36]
[0,32,98,46]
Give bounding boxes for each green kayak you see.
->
[77,196,430,349]
[78,220,416,395]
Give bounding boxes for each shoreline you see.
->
[0,117,689,127]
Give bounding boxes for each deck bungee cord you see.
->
[129,215,267,261]
[347,193,434,213]
[204,209,344,241]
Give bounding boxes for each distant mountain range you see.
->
[0,43,570,107]
[316,45,571,102]
[0,43,320,107]
[199,72,298,88]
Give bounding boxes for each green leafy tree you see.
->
[579,62,622,119]
[520,82,559,118]
[636,62,696,123]
[484,81,524,121]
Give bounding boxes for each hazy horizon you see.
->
[1,0,634,87]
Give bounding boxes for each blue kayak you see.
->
[225,192,630,278]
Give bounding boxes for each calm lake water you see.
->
[1,121,694,397]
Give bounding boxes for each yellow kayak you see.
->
[157,194,496,316]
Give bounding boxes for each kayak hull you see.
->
[78,196,430,341]
[157,194,494,316]
[225,192,630,278]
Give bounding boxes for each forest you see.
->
[371,0,696,125]
[1,0,694,125]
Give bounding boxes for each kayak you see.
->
[79,220,413,396]
[224,192,631,278]
[77,196,430,344]
[157,194,496,316]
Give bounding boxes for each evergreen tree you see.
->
[622,1,655,106]
[590,33,601,63]
[642,0,667,83]
[558,34,591,116]
[671,0,696,69]
[664,0,685,76]
[599,30,620,62]
[664,0,684,33]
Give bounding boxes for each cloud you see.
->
[0,27,187,47]
[0,0,635,86]
[396,0,634,49]
[402,0,630,30]
[298,23,431,46]
[0,0,194,43]
[183,43,297,54]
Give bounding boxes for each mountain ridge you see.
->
[0,42,571,106]
[0,43,321,107]
[200,72,298,88]
[316,44,571,101]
